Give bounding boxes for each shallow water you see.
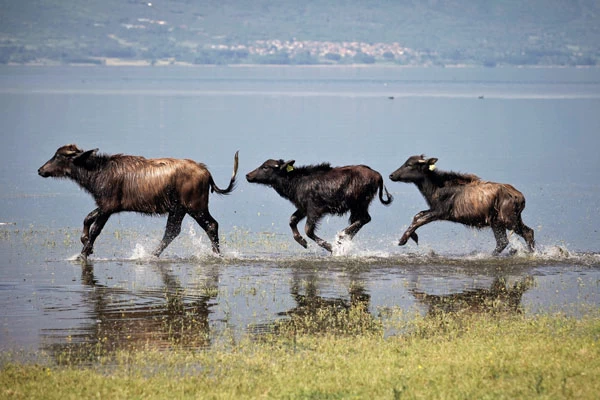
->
[1,66,599,359]
[1,228,598,358]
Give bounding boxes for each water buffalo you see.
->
[246,158,393,253]
[389,155,535,255]
[38,144,239,260]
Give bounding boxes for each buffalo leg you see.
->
[81,208,100,245]
[515,218,535,252]
[399,210,439,246]
[290,209,308,248]
[491,224,509,255]
[153,210,186,257]
[305,215,332,253]
[190,211,220,254]
[340,210,371,241]
[81,212,111,258]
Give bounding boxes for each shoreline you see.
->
[4,58,599,69]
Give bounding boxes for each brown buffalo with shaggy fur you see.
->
[38,144,238,260]
[389,155,534,255]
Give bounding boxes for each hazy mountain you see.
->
[1,0,599,66]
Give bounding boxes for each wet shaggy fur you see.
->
[262,163,392,216]
[38,144,238,259]
[67,153,226,214]
[246,159,392,253]
[389,155,535,255]
[422,170,525,229]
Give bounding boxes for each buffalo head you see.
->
[38,144,98,178]
[389,155,438,183]
[246,158,295,184]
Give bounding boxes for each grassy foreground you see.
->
[2,313,599,399]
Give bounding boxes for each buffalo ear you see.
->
[281,160,295,172]
[61,144,84,158]
[73,148,98,167]
[427,158,438,171]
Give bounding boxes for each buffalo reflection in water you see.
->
[249,269,377,337]
[411,276,535,316]
[43,264,218,363]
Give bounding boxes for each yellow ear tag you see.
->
[286,165,294,172]
[428,164,436,171]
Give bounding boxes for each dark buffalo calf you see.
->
[246,158,393,253]
[389,155,534,255]
[38,144,238,260]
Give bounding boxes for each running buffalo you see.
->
[389,155,535,255]
[38,144,239,260]
[246,159,393,253]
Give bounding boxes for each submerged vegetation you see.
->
[2,312,599,399]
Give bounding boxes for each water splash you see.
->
[67,253,84,262]
[186,223,213,258]
[507,235,530,255]
[54,227,598,267]
[128,243,154,261]
[332,234,355,256]
[533,245,576,260]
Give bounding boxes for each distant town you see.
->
[6,34,594,67]
[1,1,598,67]
[197,39,429,66]
[213,39,410,60]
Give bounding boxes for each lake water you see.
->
[0,66,599,357]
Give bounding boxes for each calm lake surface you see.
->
[1,66,599,357]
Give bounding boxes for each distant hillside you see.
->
[1,0,599,66]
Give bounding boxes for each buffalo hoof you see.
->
[321,242,333,254]
[75,253,90,265]
[294,236,308,249]
[491,249,505,257]
[410,232,419,245]
[336,233,350,246]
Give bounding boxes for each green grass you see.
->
[2,312,599,399]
